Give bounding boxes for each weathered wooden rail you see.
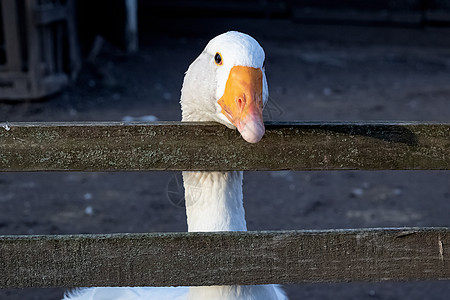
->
[1,121,449,171]
[0,121,449,289]
[1,228,449,288]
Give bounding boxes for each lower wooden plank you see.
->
[0,228,449,288]
[0,122,449,171]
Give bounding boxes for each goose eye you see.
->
[214,53,223,65]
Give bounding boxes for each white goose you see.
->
[64,31,287,300]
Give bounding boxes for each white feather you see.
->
[180,31,268,127]
[64,285,286,300]
[63,287,188,300]
[204,31,265,101]
[63,31,287,300]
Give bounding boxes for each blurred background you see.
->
[1,0,450,299]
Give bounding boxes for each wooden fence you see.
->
[0,0,80,100]
[0,121,449,288]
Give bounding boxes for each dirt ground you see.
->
[1,17,450,299]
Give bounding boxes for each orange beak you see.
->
[217,66,265,143]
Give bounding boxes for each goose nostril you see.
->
[236,97,246,110]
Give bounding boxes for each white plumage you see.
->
[63,31,287,300]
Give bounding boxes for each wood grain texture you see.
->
[0,228,449,288]
[0,122,449,171]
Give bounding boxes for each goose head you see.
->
[181,31,268,143]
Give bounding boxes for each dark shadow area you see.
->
[266,122,420,146]
[319,124,419,146]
